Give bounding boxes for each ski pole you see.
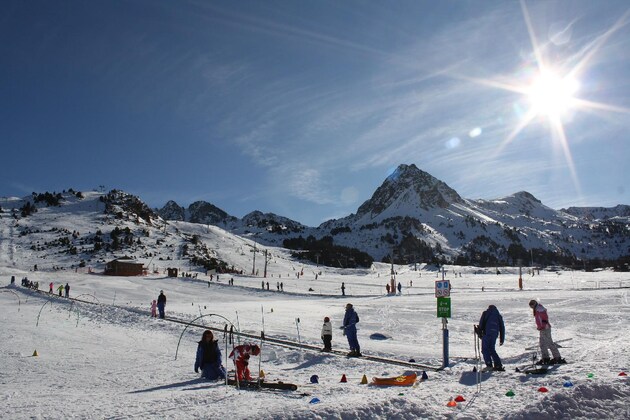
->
[295,318,301,345]
[259,305,264,385]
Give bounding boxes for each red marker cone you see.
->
[538,386,548,393]
[446,400,457,407]
[619,372,628,376]
[340,374,347,383]
[455,395,466,402]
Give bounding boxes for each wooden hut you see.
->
[104,258,145,276]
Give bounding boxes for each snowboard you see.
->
[371,373,417,386]
[227,378,298,391]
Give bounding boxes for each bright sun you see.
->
[527,71,580,117]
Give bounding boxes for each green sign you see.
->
[437,297,451,318]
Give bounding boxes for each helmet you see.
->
[324,317,330,322]
[529,299,537,308]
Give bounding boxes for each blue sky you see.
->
[2,0,629,226]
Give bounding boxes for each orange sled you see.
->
[371,373,417,386]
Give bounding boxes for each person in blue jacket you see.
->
[341,303,361,357]
[194,330,226,380]
[478,305,505,371]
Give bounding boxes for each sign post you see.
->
[435,279,451,368]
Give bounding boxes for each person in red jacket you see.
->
[228,344,260,381]
[529,299,565,365]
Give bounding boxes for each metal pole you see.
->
[442,317,449,368]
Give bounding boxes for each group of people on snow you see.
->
[176,286,563,382]
[477,299,565,372]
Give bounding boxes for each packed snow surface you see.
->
[2,263,629,419]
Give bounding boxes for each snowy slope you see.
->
[2,255,630,419]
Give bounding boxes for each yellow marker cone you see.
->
[360,374,368,384]
[259,370,266,379]
[32,350,38,357]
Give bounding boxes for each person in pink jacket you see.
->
[529,299,565,365]
[150,300,157,317]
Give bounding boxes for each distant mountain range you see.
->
[157,164,630,267]
[1,164,628,271]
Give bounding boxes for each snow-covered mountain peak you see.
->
[355,163,463,221]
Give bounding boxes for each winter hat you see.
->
[324,317,330,322]
[529,299,537,308]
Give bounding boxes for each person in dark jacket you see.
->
[478,304,505,371]
[194,330,226,380]
[341,303,361,357]
[157,290,166,319]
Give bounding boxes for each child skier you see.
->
[228,344,261,381]
[150,300,157,317]
[321,316,332,352]
[529,299,566,365]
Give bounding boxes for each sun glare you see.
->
[527,71,579,117]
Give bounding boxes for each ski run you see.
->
[2,263,630,419]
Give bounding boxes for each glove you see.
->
[195,367,199,373]
[499,340,504,346]
[339,326,345,329]
[342,330,346,336]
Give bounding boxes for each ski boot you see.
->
[493,365,505,372]
[536,358,551,365]
[552,357,567,365]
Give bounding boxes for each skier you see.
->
[228,344,261,381]
[341,282,346,296]
[529,300,565,365]
[397,282,402,294]
[64,283,70,298]
[157,290,166,319]
[194,330,227,380]
[341,303,361,357]
[386,283,391,294]
[150,300,157,317]
[57,284,64,296]
[321,316,332,352]
[49,282,53,293]
[477,305,505,371]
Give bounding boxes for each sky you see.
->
[2,0,629,227]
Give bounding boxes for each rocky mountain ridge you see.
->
[157,164,630,266]
[1,165,628,271]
